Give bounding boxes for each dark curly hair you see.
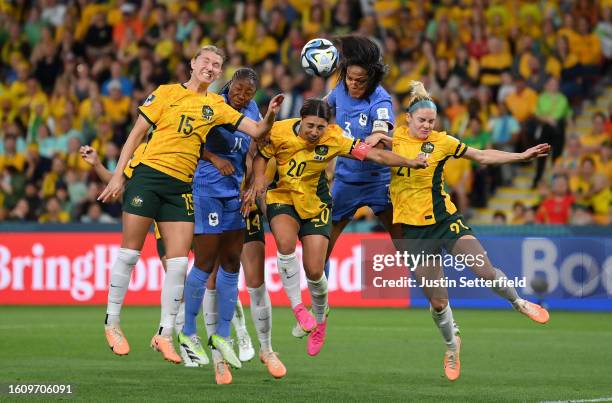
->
[334,35,388,99]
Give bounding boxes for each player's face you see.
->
[191,51,223,84]
[228,78,256,111]
[407,108,437,139]
[345,65,368,99]
[299,115,328,144]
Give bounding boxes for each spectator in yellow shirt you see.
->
[444,155,472,213]
[506,76,538,123]
[570,157,596,204]
[65,136,92,173]
[579,112,609,153]
[38,196,70,223]
[553,135,582,177]
[302,4,329,40]
[558,13,580,52]
[102,80,130,125]
[90,118,114,156]
[478,37,513,95]
[574,16,602,66]
[0,134,26,173]
[236,24,279,66]
[41,156,65,198]
[510,201,528,225]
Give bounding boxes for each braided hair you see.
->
[220,67,259,95]
[334,35,388,99]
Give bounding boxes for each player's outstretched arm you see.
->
[202,149,235,176]
[364,147,428,169]
[80,145,113,183]
[237,94,284,139]
[343,141,428,169]
[98,115,151,202]
[462,143,550,165]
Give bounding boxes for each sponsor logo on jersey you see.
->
[208,212,219,226]
[130,196,143,208]
[202,105,214,121]
[359,113,368,127]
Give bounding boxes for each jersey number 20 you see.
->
[287,159,306,177]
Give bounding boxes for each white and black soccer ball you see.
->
[300,38,339,77]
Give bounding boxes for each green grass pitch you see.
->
[1,306,611,402]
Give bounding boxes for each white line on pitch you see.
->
[541,397,612,403]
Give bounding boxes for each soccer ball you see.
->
[301,38,339,77]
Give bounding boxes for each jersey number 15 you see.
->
[177,115,195,135]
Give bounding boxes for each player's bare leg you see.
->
[452,235,549,324]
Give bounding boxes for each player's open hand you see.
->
[521,143,551,161]
[267,94,284,114]
[98,174,125,203]
[211,155,235,176]
[240,187,254,217]
[80,145,100,166]
[241,179,265,217]
[406,156,429,169]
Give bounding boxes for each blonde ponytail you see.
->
[406,80,436,113]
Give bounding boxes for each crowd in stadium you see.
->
[0,0,610,225]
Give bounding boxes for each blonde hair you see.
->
[406,80,437,113]
[193,45,226,63]
[406,81,431,107]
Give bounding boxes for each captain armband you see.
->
[372,120,389,134]
[350,140,372,161]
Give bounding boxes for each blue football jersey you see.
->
[327,84,394,183]
[192,96,261,198]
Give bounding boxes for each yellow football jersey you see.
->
[259,118,358,219]
[123,143,146,178]
[137,83,244,182]
[390,127,468,226]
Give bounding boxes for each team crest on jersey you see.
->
[359,113,368,127]
[202,105,214,121]
[130,196,143,208]
[421,142,435,154]
[208,212,219,226]
[142,94,155,106]
[314,145,329,160]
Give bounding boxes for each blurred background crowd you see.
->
[0,0,610,226]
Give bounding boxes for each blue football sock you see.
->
[182,267,209,336]
[324,260,330,279]
[215,267,239,338]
